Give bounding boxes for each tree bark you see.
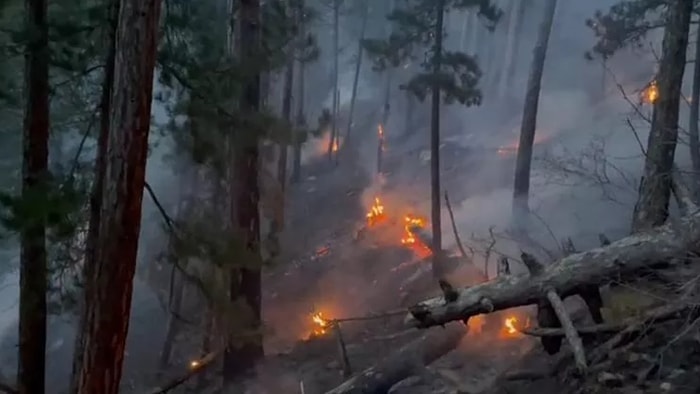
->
[223,0,265,382]
[18,0,50,392]
[406,209,700,329]
[74,1,162,392]
[344,0,369,145]
[277,53,294,216]
[498,0,526,102]
[688,26,700,199]
[69,3,118,392]
[511,0,557,227]
[327,0,340,160]
[291,0,306,183]
[632,0,693,232]
[325,322,466,394]
[430,0,446,278]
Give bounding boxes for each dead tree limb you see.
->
[444,191,469,260]
[148,351,219,394]
[545,290,587,373]
[405,211,700,329]
[325,323,466,394]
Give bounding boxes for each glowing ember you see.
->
[312,312,329,336]
[332,138,339,152]
[366,197,386,226]
[189,360,200,369]
[642,80,659,104]
[400,214,425,245]
[501,316,522,339]
[467,314,486,334]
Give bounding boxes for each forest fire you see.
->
[642,80,659,104]
[366,197,386,226]
[400,214,431,258]
[311,312,330,336]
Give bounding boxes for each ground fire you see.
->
[311,312,329,336]
[366,197,386,226]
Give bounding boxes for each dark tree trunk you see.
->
[499,0,526,102]
[404,90,414,136]
[278,55,293,205]
[430,0,446,278]
[511,0,557,228]
[632,0,693,232]
[689,26,700,198]
[327,0,340,160]
[18,0,50,392]
[291,0,306,183]
[223,0,264,382]
[69,3,118,392]
[74,1,162,392]
[344,0,369,145]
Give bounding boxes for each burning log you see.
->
[405,210,700,342]
[325,322,466,394]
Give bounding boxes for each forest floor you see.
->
[149,103,700,394]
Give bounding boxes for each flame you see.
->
[642,80,659,104]
[366,197,386,226]
[332,138,339,152]
[501,316,522,339]
[400,214,431,258]
[189,360,200,369]
[400,214,424,245]
[311,312,329,336]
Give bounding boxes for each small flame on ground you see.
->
[332,138,339,152]
[642,80,659,104]
[366,197,386,226]
[189,360,200,369]
[501,316,522,339]
[400,214,424,245]
[312,312,329,336]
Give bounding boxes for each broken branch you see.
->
[545,289,587,373]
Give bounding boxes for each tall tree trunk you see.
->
[18,0,49,392]
[430,0,446,278]
[404,90,414,136]
[278,56,293,205]
[74,1,162,392]
[291,0,306,183]
[689,25,700,199]
[69,3,118,392]
[632,0,693,232]
[327,0,340,160]
[498,0,526,101]
[344,0,369,144]
[292,69,305,178]
[223,0,264,382]
[511,0,557,228]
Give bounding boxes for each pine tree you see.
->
[363,0,501,277]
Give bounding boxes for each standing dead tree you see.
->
[632,0,693,231]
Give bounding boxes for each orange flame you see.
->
[467,314,486,334]
[366,197,386,226]
[501,316,522,339]
[332,139,339,152]
[642,80,659,104]
[311,312,329,336]
[400,214,424,245]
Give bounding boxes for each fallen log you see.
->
[325,322,466,394]
[405,211,700,329]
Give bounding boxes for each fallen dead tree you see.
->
[405,211,700,371]
[325,322,466,394]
